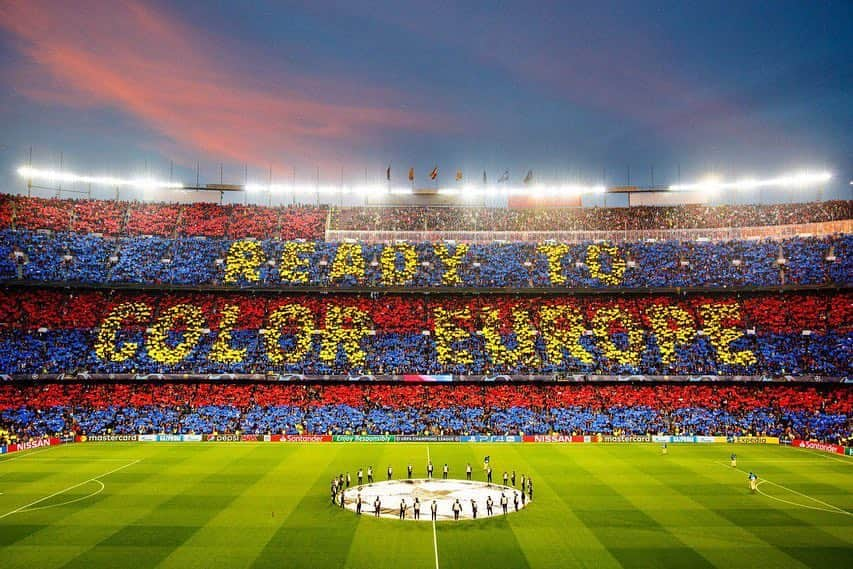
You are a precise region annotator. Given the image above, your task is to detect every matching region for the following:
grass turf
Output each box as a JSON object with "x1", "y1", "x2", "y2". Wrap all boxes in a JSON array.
[{"x1": 0, "y1": 442, "x2": 850, "y2": 568}]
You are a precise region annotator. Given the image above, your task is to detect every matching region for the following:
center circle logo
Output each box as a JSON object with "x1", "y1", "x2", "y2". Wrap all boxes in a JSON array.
[{"x1": 342, "y1": 479, "x2": 529, "y2": 521}]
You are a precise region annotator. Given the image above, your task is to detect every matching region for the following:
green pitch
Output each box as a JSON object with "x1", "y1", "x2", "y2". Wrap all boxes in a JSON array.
[{"x1": 0, "y1": 442, "x2": 850, "y2": 569}]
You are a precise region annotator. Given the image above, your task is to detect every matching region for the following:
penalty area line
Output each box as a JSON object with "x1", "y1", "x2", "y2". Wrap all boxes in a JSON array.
[
  {"x1": 717, "y1": 462, "x2": 852, "y2": 516},
  {"x1": 755, "y1": 481, "x2": 852, "y2": 517},
  {"x1": 0, "y1": 459, "x2": 141, "y2": 520},
  {"x1": 427, "y1": 445, "x2": 440, "y2": 569}
]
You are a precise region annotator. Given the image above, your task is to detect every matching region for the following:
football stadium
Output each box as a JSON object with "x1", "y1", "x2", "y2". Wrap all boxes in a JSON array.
[{"x1": 0, "y1": 2, "x2": 851, "y2": 568}]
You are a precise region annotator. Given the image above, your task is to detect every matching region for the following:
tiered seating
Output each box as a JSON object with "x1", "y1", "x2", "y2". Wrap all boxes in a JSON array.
[
  {"x1": 125, "y1": 202, "x2": 183, "y2": 236},
  {"x1": 228, "y1": 205, "x2": 279, "y2": 239},
  {"x1": 0, "y1": 230, "x2": 849, "y2": 288},
  {"x1": 0, "y1": 383, "x2": 849, "y2": 442},
  {"x1": 13, "y1": 197, "x2": 72, "y2": 231},
  {"x1": 71, "y1": 200, "x2": 126, "y2": 235},
  {"x1": 0, "y1": 196, "x2": 329, "y2": 240},
  {"x1": 180, "y1": 203, "x2": 229, "y2": 237},
  {"x1": 280, "y1": 206, "x2": 326, "y2": 240},
  {"x1": 0, "y1": 194, "x2": 848, "y2": 447},
  {"x1": 331, "y1": 201, "x2": 852, "y2": 231},
  {"x1": 1, "y1": 195, "x2": 850, "y2": 237},
  {"x1": 0, "y1": 289, "x2": 849, "y2": 376}
]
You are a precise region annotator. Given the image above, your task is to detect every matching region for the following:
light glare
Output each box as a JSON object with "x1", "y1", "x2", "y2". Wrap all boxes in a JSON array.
[
  {"x1": 671, "y1": 171, "x2": 831, "y2": 192},
  {"x1": 18, "y1": 165, "x2": 183, "y2": 190}
]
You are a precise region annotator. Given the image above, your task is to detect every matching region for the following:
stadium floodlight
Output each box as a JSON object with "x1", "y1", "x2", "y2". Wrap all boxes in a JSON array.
[
  {"x1": 353, "y1": 185, "x2": 382, "y2": 195},
  {"x1": 670, "y1": 171, "x2": 831, "y2": 192},
  {"x1": 17, "y1": 165, "x2": 183, "y2": 190},
  {"x1": 492, "y1": 183, "x2": 604, "y2": 196}
]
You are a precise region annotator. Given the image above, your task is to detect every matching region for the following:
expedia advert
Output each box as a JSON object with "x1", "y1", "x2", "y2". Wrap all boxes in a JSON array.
[{"x1": 726, "y1": 436, "x2": 780, "y2": 445}]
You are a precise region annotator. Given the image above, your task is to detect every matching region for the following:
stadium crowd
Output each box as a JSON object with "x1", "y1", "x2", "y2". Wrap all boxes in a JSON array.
[
  {"x1": 330, "y1": 201, "x2": 852, "y2": 232},
  {"x1": 0, "y1": 383, "x2": 849, "y2": 444},
  {"x1": 0, "y1": 289, "x2": 849, "y2": 377},
  {"x1": 0, "y1": 195, "x2": 327, "y2": 239},
  {"x1": 1, "y1": 230, "x2": 850, "y2": 288},
  {"x1": 1, "y1": 195, "x2": 850, "y2": 238},
  {"x1": 0, "y1": 194, "x2": 849, "y2": 451}
]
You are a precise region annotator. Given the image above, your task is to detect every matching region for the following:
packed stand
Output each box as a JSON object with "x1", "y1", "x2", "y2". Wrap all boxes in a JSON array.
[
  {"x1": 330, "y1": 201, "x2": 853, "y2": 232},
  {"x1": 0, "y1": 289, "x2": 849, "y2": 377},
  {"x1": 0, "y1": 195, "x2": 327, "y2": 239},
  {"x1": 0, "y1": 383, "x2": 849, "y2": 444},
  {"x1": 0, "y1": 230, "x2": 849, "y2": 288},
  {"x1": 2, "y1": 196, "x2": 850, "y2": 239}
]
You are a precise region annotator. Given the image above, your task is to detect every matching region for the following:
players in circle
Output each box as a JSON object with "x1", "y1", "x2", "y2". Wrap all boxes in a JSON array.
[{"x1": 333, "y1": 457, "x2": 530, "y2": 521}]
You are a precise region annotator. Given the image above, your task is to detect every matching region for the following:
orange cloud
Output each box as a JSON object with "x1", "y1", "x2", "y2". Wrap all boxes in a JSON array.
[{"x1": 0, "y1": 0, "x2": 452, "y2": 169}]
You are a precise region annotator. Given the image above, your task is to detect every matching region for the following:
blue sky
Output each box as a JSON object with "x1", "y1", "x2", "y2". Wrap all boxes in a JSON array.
[{"x1": 0, "y1": 0, "x2": 851, "y2": 200}]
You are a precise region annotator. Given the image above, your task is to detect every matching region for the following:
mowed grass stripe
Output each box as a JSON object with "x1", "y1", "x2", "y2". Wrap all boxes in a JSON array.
[
  {"x1": 741, "y1": 457, "x2": 853, "y2": 544},
  {"x1": 2, "y1": 442, "x2": 851, "y2": 568},
  {"x1": 143, "y1": 444, "x2": 324, "y2": 569},
  {"x1": 58, "y1": 445, "x2": 263, "y2": 569},
  {"x1": 428, "y1": 444, "x2": 530, "y2": 569},
  {"x1": 344, "y1": 444, "x2": 436, "y2": 569},
  {"x1": 741, "y1": 455, "x2": 853, "y2": 514},
  {"x1": 249, "y1": 444, "x2": 362, "y2": 569},
  {"x1": 0, "y1": 450, "x2": 133, "y2": 511},
  {"x1": 0, "y1": 445, "x2": 207, "y2": 569},
  {"x1": 502, "y1": 445, "x2": 623, "y2": 569},
  {"x1": 552, "y1": 446, "x2": 717, "y2": 569},
  {"x1": 593, "y1": 445, "x2": 812, "y2": 569},
  {"x1": 655, "y1": 447, "x2": 852, "y2": 568}
]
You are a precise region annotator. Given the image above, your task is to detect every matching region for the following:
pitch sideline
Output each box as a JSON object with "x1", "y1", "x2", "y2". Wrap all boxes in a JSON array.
[{"x1": 0, "y1": 445, "x2": 58, "y2": 464}]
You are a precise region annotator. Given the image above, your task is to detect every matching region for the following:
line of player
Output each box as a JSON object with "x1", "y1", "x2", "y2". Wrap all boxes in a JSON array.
[
  {"x1": 333, "y1": 460, "x2": 533, "y2": 487},
  {"x1": 328, "y1": 458, "x2": 535, "y2": 520},
  {"x1": 359, "y1": 490, "x2": 526, "y2": 521}
]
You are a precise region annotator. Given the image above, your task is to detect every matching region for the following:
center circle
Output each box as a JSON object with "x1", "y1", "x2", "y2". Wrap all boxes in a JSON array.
[{"x1": 342, "y1": 478, "x2": 529, "y2": 521}]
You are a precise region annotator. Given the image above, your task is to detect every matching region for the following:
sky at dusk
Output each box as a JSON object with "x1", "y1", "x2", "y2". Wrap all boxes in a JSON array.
[{"x1": 0, "y1": 0, "x2": 851, "y2": 200}]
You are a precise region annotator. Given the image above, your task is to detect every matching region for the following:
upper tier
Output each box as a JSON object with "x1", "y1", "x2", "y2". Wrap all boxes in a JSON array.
[
  {"x1": 1, "y1": 195, "x2": 850, "y2": 239},
  {"x1": 1, "y1": 231, "x2": 850, "y2": 289}
]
